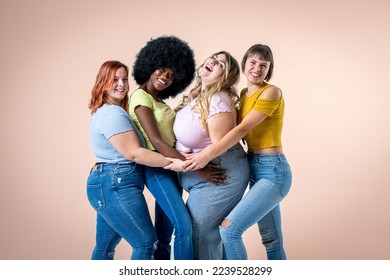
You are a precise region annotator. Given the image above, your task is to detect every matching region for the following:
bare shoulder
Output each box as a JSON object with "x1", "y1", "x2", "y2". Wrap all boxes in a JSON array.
[{"x1": 261, "y1": 85, "x2": 282, "y2": 100}]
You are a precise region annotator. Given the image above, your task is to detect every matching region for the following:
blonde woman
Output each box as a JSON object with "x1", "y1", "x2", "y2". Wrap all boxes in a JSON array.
[
  {"x1": 181, "y1": 44, "x2": 292, "y2": 260},
  {"x1": 171, "y1": 51, "x2": 250, "y2": 259}
]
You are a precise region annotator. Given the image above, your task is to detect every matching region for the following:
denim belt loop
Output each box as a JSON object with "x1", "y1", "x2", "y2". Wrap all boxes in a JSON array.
[
  {"x1": 93, "y1": 162, "x2": 106, "y2": 172},
  {"x1": 278, "y1": 154, "x2": 286, "y2": 161}
]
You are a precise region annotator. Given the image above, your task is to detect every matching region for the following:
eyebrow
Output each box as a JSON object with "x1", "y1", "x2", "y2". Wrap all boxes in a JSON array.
[{"x1": 214, "y1": 55, "x2": 226, "y2": 67}]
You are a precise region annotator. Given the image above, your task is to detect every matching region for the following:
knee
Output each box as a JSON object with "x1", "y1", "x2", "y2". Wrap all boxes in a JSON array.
[
  {"x1": 219, "y1": 218, "x2": 232, "y2": 241},
  {"x1": 220, "y1": 218, "x2": 232, "y2": 228}
]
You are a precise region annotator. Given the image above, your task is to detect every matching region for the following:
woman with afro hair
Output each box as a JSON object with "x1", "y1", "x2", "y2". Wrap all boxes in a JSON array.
[{"x1": 129, "y1": 36, "x2": 226, "y2": 260}]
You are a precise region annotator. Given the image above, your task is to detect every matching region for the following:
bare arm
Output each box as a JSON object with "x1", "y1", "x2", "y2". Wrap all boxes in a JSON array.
[
  {"x1": 184, "y1": 86, "x2": 281, "y2": 170},
  {"x1": 135, "y1": 105, "x2": 186, "y2": 159},
  {"x1": 135, "y1": 105, "x2": 225, "y2": 182},
  {"x1": 184, "y1": 110, "x2": 268, "y2": 170},
  {"x1": 165, "y1": 111, "x2": 235, "y2": 173},
  {"x1": 207, "y1": 111, "x2": 235, "y2": 145},
  {"x1": 109, "y1": 130, "x2": 170, "y2": 167}
]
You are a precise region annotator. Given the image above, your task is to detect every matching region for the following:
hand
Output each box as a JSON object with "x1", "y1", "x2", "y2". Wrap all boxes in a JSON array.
[
  {"x1": 194, "y1": 162, "x2": 227, "y2": 184},
  {"x1": 178, "y1": 149, "x2": 193, "y2": 159},
  {"x1": 184, "y1": 152, "x2": 211, "y2": 171},
  {"x1": 163, "y1": 157, "x2": 190, "y2": 172}
]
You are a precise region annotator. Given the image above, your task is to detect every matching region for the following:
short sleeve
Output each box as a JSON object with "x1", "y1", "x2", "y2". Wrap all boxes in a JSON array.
[
  {"x1": 253, "y1": 98, "x2": 281, "y2": 116},
  {"x1": 208, "y1": 92, "x2": 233, "y2": 117},
  {"x1": 100, "y1": 106, "x2": 133, "y2": 139},
  {"x1": 129, "y1": 89, "x2": 154, "y2": 110}
]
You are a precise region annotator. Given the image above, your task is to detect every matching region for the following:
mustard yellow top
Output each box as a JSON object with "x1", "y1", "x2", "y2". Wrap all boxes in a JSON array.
[{"x1": 238, "y1": 83, "x2": 284, "y2": 149}]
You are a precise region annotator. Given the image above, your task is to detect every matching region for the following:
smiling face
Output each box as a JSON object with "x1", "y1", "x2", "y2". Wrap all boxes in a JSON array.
[
  {"x1": 244, "y1": 54, "x2": 271, "y2": 86},
  {"x1": 199, "y1": 53, "x2": 227, "y2": 87},
  {"x1": 106, "y1": 67, "x2": 129, "y2": 105},
  {"x1": 146, "y1": 67, "x2": 174, "y2": 94}
]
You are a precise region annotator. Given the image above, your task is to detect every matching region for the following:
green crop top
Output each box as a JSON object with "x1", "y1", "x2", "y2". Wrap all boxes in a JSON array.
[
  {"x1": 129, "y1": 88, "x2": 176, "y2": 150},
  {"x1": 238, "y1": 83, "x2": 284, "y2": 149}
]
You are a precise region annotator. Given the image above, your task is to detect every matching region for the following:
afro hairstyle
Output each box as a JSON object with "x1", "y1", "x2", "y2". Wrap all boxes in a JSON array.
[{"x1": 132, "y1": 35, "x2": 195, "y2": 100}]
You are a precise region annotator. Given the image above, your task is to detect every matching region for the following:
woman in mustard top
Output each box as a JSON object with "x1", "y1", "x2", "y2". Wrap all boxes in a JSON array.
[{"x1": 178, "y1": 44, "x2": 292, "y2": 259}]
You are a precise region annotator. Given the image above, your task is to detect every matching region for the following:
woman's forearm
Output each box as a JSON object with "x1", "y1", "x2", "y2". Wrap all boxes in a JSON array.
[
  {"x1": 206, "y1": 123, "x2": 249, "y2": 159},
  {"x1": 183, "y1": 123, "x2": 249, "y2": 171},
  {"x1": 130, "y1": 147, "x2": 170, "y2": 167}
]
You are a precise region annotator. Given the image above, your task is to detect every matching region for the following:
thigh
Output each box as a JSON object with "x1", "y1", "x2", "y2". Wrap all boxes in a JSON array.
[
  {"x1": 186, "y1": 149, "x2": 249, "y2": 226},
  {"x1": 145, "y1": 167, "x2": 190, "y2": 222},
  {"x1": 95, "y1": 213, "x2": 122, "y2": 249},
  {"x1": 186, "y1": 177, "x2": 246, "y2": 228},
  {"x1": 110, "y1": 190, "x2": 156, "y2": 245},
  {"x1": 226, "y1": 176, "x2": 283, "y2": 232},
  {"x1": 257, "y1": 204, "x2": 282, "y2": 235},
  {"x1": 94, "y1": 165, "x2": 156, "y2": 245}
]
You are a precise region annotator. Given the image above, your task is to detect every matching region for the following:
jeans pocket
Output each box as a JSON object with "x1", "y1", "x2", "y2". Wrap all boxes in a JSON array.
[
  {"x1": 87, "y1": 184, "x2": 106, "y2": 211},
  {"x1": 235, "y1": 153, "x2": 249, "y2": 172},
  {"x1": 280, "y1": 168, "x2": 292, "y2": 198},
  {"x1": 116, "y1": 163, "x2": 137, "y2": 176}
]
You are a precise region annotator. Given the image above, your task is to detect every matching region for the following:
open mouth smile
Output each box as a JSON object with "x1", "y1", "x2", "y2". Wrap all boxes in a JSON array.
[{"x1": 157, "y1": 78, "x2": 167, "y2": 85}]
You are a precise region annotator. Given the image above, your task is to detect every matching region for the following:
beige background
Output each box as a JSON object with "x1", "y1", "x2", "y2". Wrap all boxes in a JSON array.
[{"x1": 0, "y1": 0, "x2": 389, "y2": 260}]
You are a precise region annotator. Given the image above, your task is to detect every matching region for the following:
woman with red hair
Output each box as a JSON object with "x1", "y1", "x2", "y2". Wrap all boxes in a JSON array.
[{"x1": 87, "y1": 60, "x2": 183, "y2": 260}]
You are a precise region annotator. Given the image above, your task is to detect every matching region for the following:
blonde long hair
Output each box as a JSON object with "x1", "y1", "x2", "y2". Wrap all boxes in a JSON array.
[{"x1": 175, "y1": 51, "x2": 240, "y2": 130}]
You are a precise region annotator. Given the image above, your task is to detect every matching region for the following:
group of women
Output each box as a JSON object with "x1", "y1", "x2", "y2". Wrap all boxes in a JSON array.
[{"x1": 86, "y1": 35, "x2": 292, "y2": 260}]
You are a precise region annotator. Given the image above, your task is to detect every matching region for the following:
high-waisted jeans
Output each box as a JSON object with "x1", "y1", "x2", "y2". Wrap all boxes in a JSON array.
[
  {"x1": 219, "y1": 153, "x2": 292, "y2": 260},
  {"x1": 144, "y1": 166, "x2": 193, "y2": 260},
  {"x1": 179, "y1": 143, "x2": 250, "y2": 260},
  {"x1": 86, "y1": 162, "x2": 157, "y2": 260}
]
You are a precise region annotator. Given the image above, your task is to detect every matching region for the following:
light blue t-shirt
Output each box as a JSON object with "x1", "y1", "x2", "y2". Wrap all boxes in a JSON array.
[{"x1": 89, "y1": 104, "x2": 146, "y2": 163}]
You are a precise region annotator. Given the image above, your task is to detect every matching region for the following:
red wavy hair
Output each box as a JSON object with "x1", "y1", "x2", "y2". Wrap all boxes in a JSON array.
[{"x1": 88, "y1": 61, "x2": 129, "y2": 113}]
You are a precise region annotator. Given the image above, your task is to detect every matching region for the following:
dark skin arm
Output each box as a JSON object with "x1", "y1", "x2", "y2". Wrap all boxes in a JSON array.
[{"x1": 135, "y1": 105, "x2": 226, "y2": 184}]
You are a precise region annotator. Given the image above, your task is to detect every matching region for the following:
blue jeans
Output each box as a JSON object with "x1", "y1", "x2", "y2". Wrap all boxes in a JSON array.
[
  {"x1": 86, "y1": 162, "x2": 157, "y2": 260},
  {"x1": 219, "y1": 153, "x2": 292, "y2": 260},
  {"x1": 153, "y1": 201, "x2": 174, "y2": 260},
  {"x1": 144, "y1": 166, "x2": 193, "y2": 260},
  {"x1": 179, "y1": 143, "x2": 250, "y2": 259}
]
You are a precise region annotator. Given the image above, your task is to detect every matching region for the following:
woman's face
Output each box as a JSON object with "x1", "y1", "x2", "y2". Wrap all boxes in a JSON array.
[
  {"x1": 106, "y1": 67, "x2": 129, "y2": 105},
  {"x1": 148, "y1": 67, "x2": 174, "y2": 92},
  {"x1": 244, "y1": 54, "x2": 270, "y2": 85},
  {"x1": 199, "y1": 53, "x2": 227, "y2": 86}
]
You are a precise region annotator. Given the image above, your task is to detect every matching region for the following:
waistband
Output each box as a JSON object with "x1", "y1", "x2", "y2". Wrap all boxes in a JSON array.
[
  {"x1": 216, "y1": 142, "x2": 245, "y2": 157},
  {"x1": 91, "y1": 161, "x2": 137, "y2": 172},
  {"x1": 247, "y1": 153, "x2": 287, "y2": 160},
  {"x1": 224, "y1": 142, "x2": 244, "y2": 153},
  {"x1": 94, "y1": 161, "x2": 134, "y2": 165}
]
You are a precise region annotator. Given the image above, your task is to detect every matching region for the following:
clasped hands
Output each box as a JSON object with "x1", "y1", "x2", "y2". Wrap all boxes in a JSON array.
[{"x1": 164, "y1": 150, "x2": 210, "y2": 172}]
